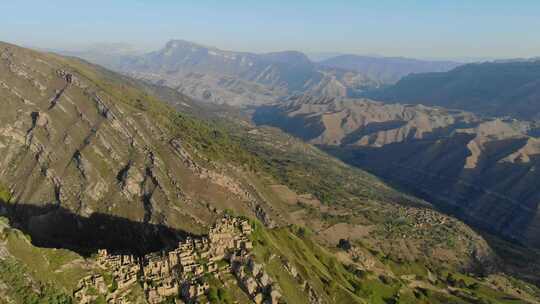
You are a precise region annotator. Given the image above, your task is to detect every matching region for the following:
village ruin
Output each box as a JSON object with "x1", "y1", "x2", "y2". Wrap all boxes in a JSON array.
[{"x1": 74, "y1": 215, "x2": 282, "y2": 304}]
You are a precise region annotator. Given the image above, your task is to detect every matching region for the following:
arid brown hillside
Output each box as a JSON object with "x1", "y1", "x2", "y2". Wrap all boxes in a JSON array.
[{"x1": 253, "y1": 95, "x2": 540, "y2": 249}]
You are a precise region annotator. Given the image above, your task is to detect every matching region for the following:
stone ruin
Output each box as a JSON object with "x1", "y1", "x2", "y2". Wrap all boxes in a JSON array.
[
  {"x1": 74, "y1": 215, "x2": 280, "y2": 304},
  {"x1": 231, "y1": 253, "x2": 282, "y2": 304},
  {"x1": 74, "y1": 274, "x2": 107, "y2": 304}
]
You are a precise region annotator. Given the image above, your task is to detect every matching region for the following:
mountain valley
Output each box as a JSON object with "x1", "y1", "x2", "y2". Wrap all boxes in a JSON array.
[
  {"x1": 253, "y1": 95, "x2": 540, "y2": 250},
  {"x1": 1, "y1": 41, "x2": 540, "y2": 303}
]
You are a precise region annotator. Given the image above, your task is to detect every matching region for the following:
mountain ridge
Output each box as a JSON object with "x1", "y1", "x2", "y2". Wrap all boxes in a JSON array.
[
  {"x1": 0, "y1": 40, "x2": 283, "y2": 247},
  {"x1": 320, "y1": 54, "x2": 462, "y2": 83},
  {"x1": 115, "y1": 39, "x2": 380, "y2": 105},
  {"x1": 53, "y1": 39, "x2": 382, "y2": 106},
  {"x1": 367, "y1": 60, "x2": 540, "y2": 120}
]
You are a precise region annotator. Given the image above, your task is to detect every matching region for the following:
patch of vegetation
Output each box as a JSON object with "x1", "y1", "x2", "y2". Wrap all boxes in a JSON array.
[
  {"x1": 58, "y1": 57, "x2": 261, "y2": 169},
  {"x1": 170, "y1": 113, "x2": 260, "y2": 168},
  {"x1": 0, "y1": 182, "x2": 10, "y2": 203},
  {"x1": 3, "y1": 223, "x2": 87, "y2": 291},
  {"x1": 251, "y1": 221, "x2": 373, "y2": 304},
  {"x1": 205, "y1": 275, "x2": 234, "y2": 304},
  {"x1": 238, "y1": 126, "x2": 415, "y2": 206},
  {"x1": 250, "y1": 220, "x2": 540, "y2": 304},
  {"x1": 0, "y1": 258, "x2": 73, "y2": 304}
]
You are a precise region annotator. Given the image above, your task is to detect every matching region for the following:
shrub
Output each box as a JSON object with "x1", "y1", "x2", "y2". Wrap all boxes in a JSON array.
[{"x1": 0, "y1": 183, "x2": 10, "y2": 203}]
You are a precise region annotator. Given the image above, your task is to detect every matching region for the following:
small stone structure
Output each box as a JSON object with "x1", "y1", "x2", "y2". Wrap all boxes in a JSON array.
[
  {"x1": 74, "y1": 274, "x2": 107, "y2": 304},
  {"x1": 231, "y1": 252, "x2": 282, "y2": 304}
]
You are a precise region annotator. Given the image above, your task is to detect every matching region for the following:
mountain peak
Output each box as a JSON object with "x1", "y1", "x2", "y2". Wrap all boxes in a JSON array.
[{"x1": 163, "y1": 39, "x2": 210, "y2": 51}]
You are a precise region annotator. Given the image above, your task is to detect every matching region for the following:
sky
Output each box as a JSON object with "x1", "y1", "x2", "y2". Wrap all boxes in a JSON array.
[{"x1": 1, "y1": 0, "x2": 540, "y2": 59}]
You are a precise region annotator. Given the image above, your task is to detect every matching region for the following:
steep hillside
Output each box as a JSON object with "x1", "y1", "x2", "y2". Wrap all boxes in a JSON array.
[
  {"x1": 60, "y1": 40, "x2": 380, "y2": 106},
  {"x1": 2, "y1": 42, "x2": 539, "y2": 303},
  {"x1": 253, "y1": 95, "x2": 540, "y2": 253},
  {"x1": 0, "y1": 41, "x2": 287, "y2": 254},
  {"x1": 320, "y1": 55, "x2": 461, "y2": 84},
  {"x1": 3, "y1": 213, "x2": 539, "y2": 304},
  {"x1": 367, "y1": 60, "x2": 540, "y2": 119}
]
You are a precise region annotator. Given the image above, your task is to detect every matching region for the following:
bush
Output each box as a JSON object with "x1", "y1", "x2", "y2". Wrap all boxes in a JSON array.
[
  {"x1": 207, "y1": 287, "x2": 219, "y2": 303},
  {"x1": 0, "y1": 183, "x2": 10, "y2": 203},
  {"x1": 108, "y1": 278, "x2": 118, "y2": 293},
  {"x1": 218, "y1": 288, "x2": 233, "y2": 304}
]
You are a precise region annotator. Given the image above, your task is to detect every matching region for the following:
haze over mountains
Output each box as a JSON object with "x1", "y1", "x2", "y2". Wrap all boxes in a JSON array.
[
  {"x1": 368, "y1": 60, "x2": 540, "y2": 119},
  {"x1": 56, "y1": 39, "x2": 470, "y2": 107},
  {"x1": 59, "y1": 40, "x2": 378, "y2": 106},
  {"x1": 320, "y1": 55, "x2": 461, "y2": 84}
]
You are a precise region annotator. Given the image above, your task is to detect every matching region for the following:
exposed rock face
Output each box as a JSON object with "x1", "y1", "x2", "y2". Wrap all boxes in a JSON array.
[
  {"x1": 0, "y1": 42, "x2": 276, "y2": 251},
  {"x1": 253, "y1": 95, "x2": 540, "y2": 249},
  {"x1": 60, "y1": 40, "x2": 380, "y2": 106}
]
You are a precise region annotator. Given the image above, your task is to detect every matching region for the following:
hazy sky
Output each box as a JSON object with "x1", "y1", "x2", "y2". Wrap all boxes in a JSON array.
[{"x1": 1, "y1": 0, "x2": 540, "y2": 59}]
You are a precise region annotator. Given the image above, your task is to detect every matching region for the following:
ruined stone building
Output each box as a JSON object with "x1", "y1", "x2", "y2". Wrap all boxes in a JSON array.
[{"x1": 78, "y1": 216, "x2": 268, "y2": 304}]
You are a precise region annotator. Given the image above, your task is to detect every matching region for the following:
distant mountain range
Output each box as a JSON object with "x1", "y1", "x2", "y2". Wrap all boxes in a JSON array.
[
  {"x1": 320, "y1": 55, "x2": 462, "y2": 84},
  {"x1": 57, "y1": 40, "x2": 381, "y2": 106},
  {"x1": 53, "y1": 40, "x2": 472, "y2": 106},
  {"x1": 367, "y1": 60, "x2": 540, "y2": 120}
]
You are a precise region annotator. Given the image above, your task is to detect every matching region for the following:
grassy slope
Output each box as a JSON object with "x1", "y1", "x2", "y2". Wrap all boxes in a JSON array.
[
  {"x1": 0, "y1": 209, "x2": 538, "y2": 303},
  {"x1": 249, "y1": 221, "x2": 539, "y2": 304},
  {"x1": 53, "y1": 55, "x2": 260, "y2": 170},
  {"x1": 0, "y1": 217, "x2": 88, "y2": 303}
]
